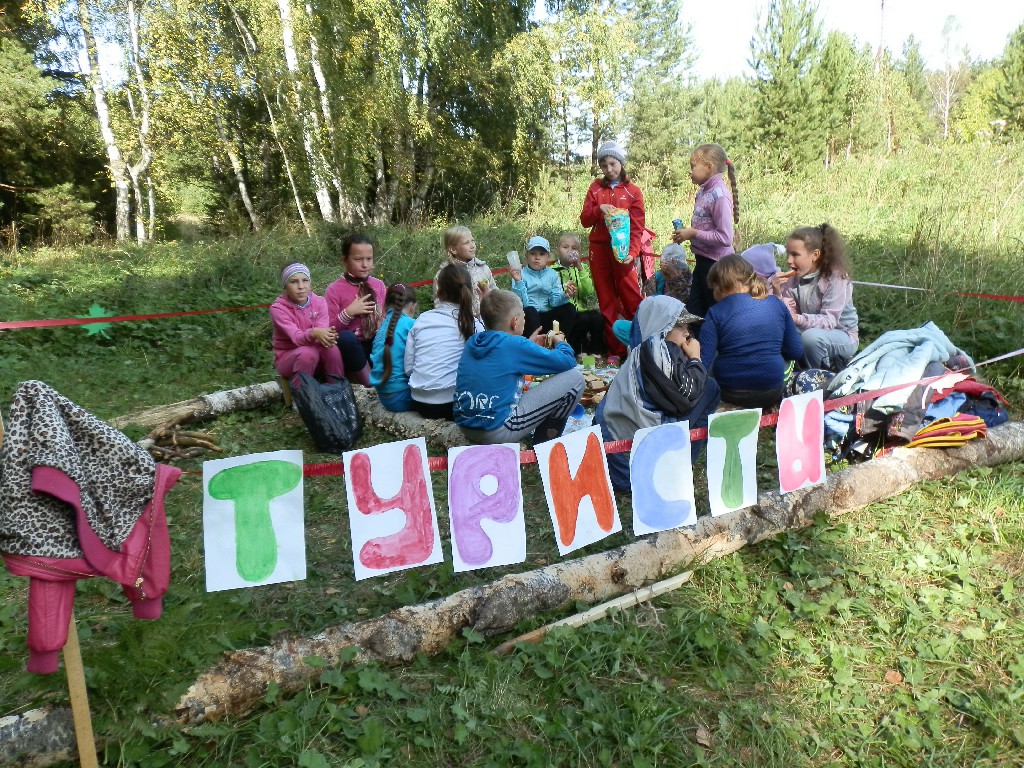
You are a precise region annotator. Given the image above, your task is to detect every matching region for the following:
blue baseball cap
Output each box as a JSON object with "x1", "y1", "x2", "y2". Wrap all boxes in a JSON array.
[{"x1": 526, "y1": 236, "x2": 550, "y2": 253}]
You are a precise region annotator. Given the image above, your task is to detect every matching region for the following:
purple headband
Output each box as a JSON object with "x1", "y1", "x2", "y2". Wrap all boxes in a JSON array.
[{"x1": 280, "y1": 262, "x2": 310, "y2": 287}]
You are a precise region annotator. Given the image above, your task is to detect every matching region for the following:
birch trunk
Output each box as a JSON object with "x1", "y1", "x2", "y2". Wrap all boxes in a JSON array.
[
  {"x1": 125, "y1": 0, "x2": 153, "y2": 243},
  {"x1": 76, "y1": 0, "x2": 130, "y2": 241},
  {"x1": 276, "y1": 0, "x2": 335, "y2": 222},
  {"x1": 108, "y1": 381, "x2": 283, "y2": 430},
  {"x1": 227, "y1": 1, "x2": 310, "y2": 234},
  {"x1": 173, "y1": 423, "x2": 1024, "y2": 724},
  {"x1": 215, "y1": 114, "x2": 261, "y2": 230}
]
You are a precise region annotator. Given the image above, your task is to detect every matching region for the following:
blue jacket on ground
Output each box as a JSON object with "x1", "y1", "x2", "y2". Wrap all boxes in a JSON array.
[
  {"x1": 454, "y1": 331, "x2": 578, "y2": 430},
  {"x1": 699, "y1": 293, "x2": 803, "y2": 391},
  {"x1": 512, "y1": 266, "x2": 569, "y2": 312}
]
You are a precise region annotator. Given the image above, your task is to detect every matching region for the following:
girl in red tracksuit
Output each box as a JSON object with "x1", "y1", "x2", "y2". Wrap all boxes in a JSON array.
[{"x1": 580, "y1": 140, "x2": 644, "y2": 357}]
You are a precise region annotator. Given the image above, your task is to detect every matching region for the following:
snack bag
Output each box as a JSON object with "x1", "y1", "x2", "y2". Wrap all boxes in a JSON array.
[{"x1": 603, "y1": 207, "x2": 631, "y2": 263}]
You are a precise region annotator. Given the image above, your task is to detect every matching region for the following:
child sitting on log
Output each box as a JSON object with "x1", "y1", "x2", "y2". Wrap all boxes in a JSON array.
[
  {"x1": 508, "y1": 236, "x2": 577, "y2": 340},
  {"x1": 369, "y1": 283, "x2": 418, "y2": 412},
  {"x1": 595, "y1": 296, "x2": 721, "y2": 492},
  {"x1": 270, "y1": 263, "x2": 344, "y2": 381},
  {"x1": 698, "y1": 254, "x2": 803, "y2": 409},
  {"x1": 405, "y1": 264, "x2": 482, "y2": 420},
  {"x1": 553, "y1": 232, "x2": 605, "y2": 354},
  {"x1": 454, "y1": 290, "x2": 584, "y2": 445}
]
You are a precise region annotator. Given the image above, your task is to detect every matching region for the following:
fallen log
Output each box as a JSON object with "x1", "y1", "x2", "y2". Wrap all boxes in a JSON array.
[
  {"x1": 0, "y1": 708, "x2": 75, "y2": 768},
  {"x1": 109, "y1": 381, "x2": 283, "y2": 431},
  {"x1": 352, "y1": 386, "x2": 468, "y2": 449},
  {"x1": 173, "y1": 422, "x2": 1024, "y2": 725},
  {"x1": 112, "y1": 380, "x2": 468, "y2": 450}
]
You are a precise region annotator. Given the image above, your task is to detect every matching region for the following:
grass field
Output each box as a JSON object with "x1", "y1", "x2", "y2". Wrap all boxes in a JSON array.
[{"x1": 1, "y1": 146, "x2": 1022, "y2": 766}]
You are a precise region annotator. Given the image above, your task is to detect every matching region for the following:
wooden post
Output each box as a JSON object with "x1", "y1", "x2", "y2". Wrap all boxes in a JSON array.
[{"x1": 63, "y1": 612, "x2": 99, "y2": 768}]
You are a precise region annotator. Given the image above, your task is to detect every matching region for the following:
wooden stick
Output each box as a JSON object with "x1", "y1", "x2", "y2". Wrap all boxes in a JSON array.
[
  {"x1": 63, "y1": 612, "x2": 99, "y2": 768},
  {"x1": 492, "y1": 570, "x2": 693, "y2": 655}
]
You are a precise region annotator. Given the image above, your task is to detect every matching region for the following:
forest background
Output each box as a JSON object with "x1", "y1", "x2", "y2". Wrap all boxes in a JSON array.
[
  {"x1": 1, "y1": 0, "x2": 1023, "y2": 242},
  {"x1": 2, "y1": 0, "x2": 1024, "y2": 766}
]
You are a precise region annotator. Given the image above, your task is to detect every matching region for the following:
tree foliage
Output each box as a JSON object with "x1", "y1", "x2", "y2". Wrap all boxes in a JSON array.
[
  {"x1": 2, "y1": 0, "x2": 1024, "y2": 242},
  {"x1": 749, "y1": 0, "x2": 824, "y2": 173},
  {"x1": 992, "y1": 22, "x2": 1024, "y2": 137}
]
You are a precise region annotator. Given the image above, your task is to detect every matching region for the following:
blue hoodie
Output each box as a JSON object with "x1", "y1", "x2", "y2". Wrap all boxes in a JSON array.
[{"x1": 454, "y1": 331, "x2": 578, "y2": 429}]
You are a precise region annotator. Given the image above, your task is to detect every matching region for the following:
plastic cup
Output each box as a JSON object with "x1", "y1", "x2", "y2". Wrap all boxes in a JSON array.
[
  {"x1": 505, "y1": 251, "x2": 521, "y2": 269},
  {"x1": 582, "y1": 354, "x2": 596, "y2": 370}
]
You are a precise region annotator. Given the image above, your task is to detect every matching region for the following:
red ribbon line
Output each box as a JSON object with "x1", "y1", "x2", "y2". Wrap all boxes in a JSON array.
[
  {"x1": 3, "y1": 257, "x2": 1022, "y2": 332},
  {"x1": 0, "y1": 304, "x2": 273, "y2": 331},
  {"x1": 956, "y1": 291, "x2": 1024, "y2": 303}
]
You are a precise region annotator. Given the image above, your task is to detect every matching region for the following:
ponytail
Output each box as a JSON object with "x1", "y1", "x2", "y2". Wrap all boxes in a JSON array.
[
  {"x1": 379, "y1": 283, "x2": 417, "y2": 387},
  {"x1": 456, "y1": 283, "x2": 475, "y2": 340},
  {"x1": 436, "y1": 262, "x2": 476, "y2": 339},
  {"x1": 725, "y1": 161, "x2": 740, "y2": 225},
  {"x1": 694, "y1": 143, "x2": 739, "y2": 225}
]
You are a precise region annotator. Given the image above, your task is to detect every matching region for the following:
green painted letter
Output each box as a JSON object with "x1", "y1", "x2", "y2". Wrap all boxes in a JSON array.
[{"x1": 208, "y1": 461, "x2": 302, "y2": 582}]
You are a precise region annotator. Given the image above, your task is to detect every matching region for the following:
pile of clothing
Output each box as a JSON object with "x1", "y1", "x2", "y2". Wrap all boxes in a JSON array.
[{"x1": 823, "y1": 322, "x2": 1008, "y2": 460}]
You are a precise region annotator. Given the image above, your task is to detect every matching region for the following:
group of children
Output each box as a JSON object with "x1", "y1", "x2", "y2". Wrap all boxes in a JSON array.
[{"x1": 270, "y1": 140, "x2": 861, "y2": 487}]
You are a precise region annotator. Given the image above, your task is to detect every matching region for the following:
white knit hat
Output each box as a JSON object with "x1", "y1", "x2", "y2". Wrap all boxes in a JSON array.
[{"x1": 596, "y1": 141, "x2": 626, "y2": 165}]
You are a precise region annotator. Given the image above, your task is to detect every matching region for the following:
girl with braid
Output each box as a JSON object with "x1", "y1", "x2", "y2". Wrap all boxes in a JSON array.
[
  {"x1": 404, "y1": 264, "x2": 483, "y2": 420},
  {"x1": 369, "y1": 284, "x2": 418, "y2": 412},
  {"x1": 672, "y1": 143, "x2": 739, "y2": 318},
  {"x1": 325, "y1": 233, "x2": 386, "y2": 386}
]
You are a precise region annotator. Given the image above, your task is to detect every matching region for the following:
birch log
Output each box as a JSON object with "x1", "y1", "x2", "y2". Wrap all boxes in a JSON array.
[
  {"x1": 0, "y1": 708, "x2": 75, "y2": 768},
  {"x1": 111, "y1": 381, "x2": 468, "y2": 449},
  {"x1": 109, "y1": 381, "x2": 283, "y2": 430},
  {"x1": 5, "y1": 424, "x2": 1024, "y2": 765},
  {"x1": 174, "y1": 422, "x2": 1024, "y2": 725},
  {"x1": 352, "y1": 387, "x2": 468, "y2": 449}
]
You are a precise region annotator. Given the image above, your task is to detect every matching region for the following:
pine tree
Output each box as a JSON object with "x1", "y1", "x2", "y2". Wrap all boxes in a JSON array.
[
  {"x1": 992, "y1": 22, "x2": 1024, "y2": 137},
  {"x1": 749, "y1": 0, "x2": 824, "y2": 173}
]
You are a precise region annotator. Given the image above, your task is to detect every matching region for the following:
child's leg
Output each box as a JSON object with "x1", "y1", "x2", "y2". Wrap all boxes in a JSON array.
[
  {"x1": 801, "y1": 329, "x2": 857, "y2": 372},
  {"x1": 317, "y1": 345, "x2": 344, "y2": 380},
  {"x1": 686, "y1": 256, "x2": 716, "y2": 318},
  {"x1": 503, "y1": 368, "x2": 585, "y2": 444},
  {"x1": 612, "y1": 261, "x2": 642, "y2": 321},
  {"x1": 523, "y1": 307, "x2": 543, "y2": 337},
  {"x1": 537, "y1": 304, "x2": 577, "y2": 336},
  {"x1": 569, "y1": 310, "x2": 607, "y2": 354},
  {"x1": 337, "y1": 330, "x2": 371, "y2": 385},
  {"x1": 276, "y1": 346, "x2": 321, "y2": 378},
  {"x1": 590, "y1": 242, "x2": 628, "y2": 356}
]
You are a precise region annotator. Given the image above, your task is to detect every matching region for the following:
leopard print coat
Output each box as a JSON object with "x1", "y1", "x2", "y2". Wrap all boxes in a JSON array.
[{"x1": 0, "y1": 380, "x2": 157, "y2": 558}]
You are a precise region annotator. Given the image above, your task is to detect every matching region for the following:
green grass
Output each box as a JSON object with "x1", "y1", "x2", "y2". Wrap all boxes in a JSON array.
[{"x1": 1, "y1": 147, "x2": 1023, "y2": 766}]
